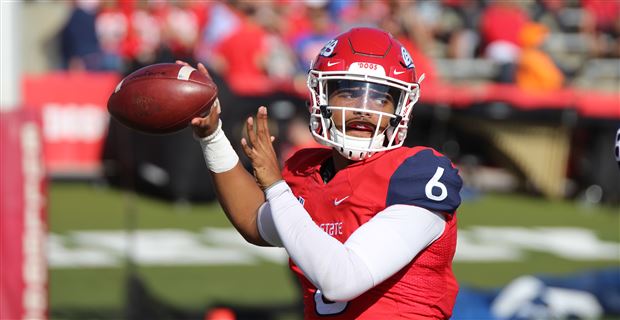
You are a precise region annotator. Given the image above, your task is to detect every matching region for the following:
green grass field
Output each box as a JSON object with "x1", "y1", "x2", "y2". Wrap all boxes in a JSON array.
[{"x1": 49, "y1": 182, "x2": 619, "y2": 319}]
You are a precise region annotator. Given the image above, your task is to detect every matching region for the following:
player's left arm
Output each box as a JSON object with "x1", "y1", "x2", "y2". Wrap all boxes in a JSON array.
[{"x1": 261, "y1": 187, "x2": 448, "y2": 302}]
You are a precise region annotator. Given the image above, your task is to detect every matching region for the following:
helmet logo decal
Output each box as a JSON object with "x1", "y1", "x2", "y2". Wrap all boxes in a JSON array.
[
  {"x1": 320, "y1": 39, "x2": 338, "y2": 57},
  {"x1": 401, "y1": 46, "x2": 414, "y2": 69}
]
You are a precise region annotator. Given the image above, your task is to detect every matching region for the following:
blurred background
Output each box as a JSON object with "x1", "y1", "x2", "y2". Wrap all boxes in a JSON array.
[{"x1": 1, "y1": 0, "x2": 619, "y2": 319}]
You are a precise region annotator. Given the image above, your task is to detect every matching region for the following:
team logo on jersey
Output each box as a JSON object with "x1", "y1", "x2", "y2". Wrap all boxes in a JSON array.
[
  {"x1": 297, "y1": 196, "x2": 305, "y2": 206},
  {"x1": 320, "y1": 39, "x2": 338, "y2": 57},
  {"x1": 401, "y1": 46, "x2": 414, "y2": 69}
]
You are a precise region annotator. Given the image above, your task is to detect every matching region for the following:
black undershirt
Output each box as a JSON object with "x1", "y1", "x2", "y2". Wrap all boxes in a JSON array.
[{"x1": 320, "y1": 158, "x2": 336, "y2": 184}]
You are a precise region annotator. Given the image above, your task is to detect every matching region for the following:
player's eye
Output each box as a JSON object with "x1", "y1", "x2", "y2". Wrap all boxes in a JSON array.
[
  {"x1": 368, "y1": 92, "x2": 392, "y2": 105},
  {"x1": 333, "y1": 89, "x2": 362, "y2": 100},
  {"x1": 378, "y1": 98, "x2": 389, "y2": 106},
  {"x1": 374, "y1": 96, "x2": 389, "y2": 105}
]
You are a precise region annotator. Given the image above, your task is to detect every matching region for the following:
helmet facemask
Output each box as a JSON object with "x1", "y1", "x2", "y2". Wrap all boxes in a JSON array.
[{"x1": 308, "y1": 70, "x2": 421, "y2": 161}]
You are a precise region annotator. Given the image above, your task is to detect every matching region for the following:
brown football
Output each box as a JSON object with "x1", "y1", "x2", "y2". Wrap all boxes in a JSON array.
[{"x1": 107, "y1": 63, "x2": 218, "y2": 134}]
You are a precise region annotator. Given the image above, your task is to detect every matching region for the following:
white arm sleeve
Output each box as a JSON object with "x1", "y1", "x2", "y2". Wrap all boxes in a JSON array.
[
  {"x1": 256, "y1": 201, "x2": 283, "y2": 247},
  {"x1": 265, "y1": 181, "x2": 446, "y2": 302}
]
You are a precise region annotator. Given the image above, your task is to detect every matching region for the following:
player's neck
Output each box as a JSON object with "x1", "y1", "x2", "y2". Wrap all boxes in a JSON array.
[
  {"x1": 332, "y1": 151, "x2": 355, "y2": 172},
  {"x1": 319, "y1": 152, "x2": 349, "y2": 184},
  {"x1": 320, "y1": 152, "x2": 355, "y2": 184}
]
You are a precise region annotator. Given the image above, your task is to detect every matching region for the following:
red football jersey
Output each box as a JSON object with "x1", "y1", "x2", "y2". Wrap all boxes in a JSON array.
[{"x1": 282, "y1": 147, "x2": 462, "y2": 319}]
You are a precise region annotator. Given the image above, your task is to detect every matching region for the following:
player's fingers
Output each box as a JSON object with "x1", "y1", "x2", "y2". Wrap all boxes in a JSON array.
[
  {"x1": 213, "y1": 98, "x2": 221, "y2": 115},
  {"x1": 202, "y1": 104, "x2": 219, "y2": 126},
  {"x1": 197, "y1": 63, "x2": 209, "y2": 76},
  {"x1": 246, "y1": 116, "x2": 258, "y2": 147},
  {"x1": 271, "y1": 136, "x2": 275, "y2": 142},
  {"x1": 190, "y1": 117, "x2": 202, "y2": 126},
  {"x1": 256, "y1": 106, "x2": 270, "y2": 141},
  {"x1": 175, "y1": 60, "x2": 189, "y2": 66},
  {"x1": 207, "y1": 113, "x2": 219, "y2": 128},
  {"x1": 240, "y1": 138, "x2": 253, "y2": 158},
  {"x1": 202, "y1": 99, "x2": 220, "y2": 119},
  {"x1": 191, "y1": 116, "x2": 208, "y2": 126}
]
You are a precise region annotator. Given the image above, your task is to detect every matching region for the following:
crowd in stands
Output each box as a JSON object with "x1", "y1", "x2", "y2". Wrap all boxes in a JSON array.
[{"x1": 59, "y1": 0, "x2": 619, "y2": 97}]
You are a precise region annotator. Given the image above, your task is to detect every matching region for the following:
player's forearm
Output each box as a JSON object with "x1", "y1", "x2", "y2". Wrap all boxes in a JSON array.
[
  {"x1": 210, "y1": 163, "x2": 269, "y2": 246},
  {"x1": 197, "y1": 120, "x2": 268, "y2": 246}
]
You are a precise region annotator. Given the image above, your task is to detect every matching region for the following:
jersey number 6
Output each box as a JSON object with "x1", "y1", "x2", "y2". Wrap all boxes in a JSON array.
[{"x1": 425, "y1": 167, "x2": 448, "y2": 201}]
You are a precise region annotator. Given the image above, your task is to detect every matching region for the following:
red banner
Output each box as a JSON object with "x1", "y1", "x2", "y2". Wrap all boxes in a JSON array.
[
  {"x1": 0, "y1": 109, "x2": 48, "y2": 320},
  {"x1": 22, "y1": 72, "x2": 120, "y2": 176}
]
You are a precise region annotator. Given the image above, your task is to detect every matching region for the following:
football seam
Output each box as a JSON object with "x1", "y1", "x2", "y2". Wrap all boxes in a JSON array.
[{"x1": 117, "y1": 76, "x2": 217, "y2": 90}]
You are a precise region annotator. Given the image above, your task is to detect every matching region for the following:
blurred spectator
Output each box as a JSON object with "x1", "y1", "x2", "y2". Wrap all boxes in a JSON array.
[
  {"x1": 380, "y1": 0, "x2": 439, "y2": 84},
  {"x1": 278, "y1": 1, "x2": 312, "y2": 44},
  {"x1": 291, "y1": 1, "x2": 338, "y2": 73},
  {"x1": 253, "y1": 2, "x2": 298, "y2": 84},
  {"x1": 337, "y1": 0, "x2": 389, "y2": 29},
  {"x1": 160, "y1": 2, "x2": 207, "y2": 62},
  {"x1": 56, "y1": 0, "x2": 619, "y2": 91},
  {"x1": 95, "y1": 1, "x2": 128, "y2": 72},
  {"x1": 441, "y1": 0, "x2": 482, "y2": 59},
  {"x1": 400, "y1": 0, "x2": 443, "y2": 57},
  {"x1": 207, "y1": 1, "x2": 273, "y2": 96},
  {"x1": 479, "y1": 1, "x2": 530, "y2": 83},
  {"x1": 531, "y1": 0, "x2": 564, "y2": 32},
  {"x1": 516, "y1": 23, "x2": 565, "y2": 91},
  {"x1": 123, "y1": 0, "x2": 206, "y2": 74},
  {"x1": 581, "y1": 0, "x2": 620, "y2": 58},
  {"x1": 280, "y1": 115, "x2": 323, "y2": 162},
  {"x1": 59, "y1": 0, "x2": 105, "y2": 71},
  {"x1": 582, "y1": 0, "x2": 620, "y2": 36},
  {"x1": 120, "y1": 0, "x2": 171, "y2": 72},
  {"x1": 195, "y1": 1, "x2": 240, "y2": 64}
]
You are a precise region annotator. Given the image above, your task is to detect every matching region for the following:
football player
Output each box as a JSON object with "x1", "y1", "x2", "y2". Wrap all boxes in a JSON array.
[{"x1": 190, "y1": 27, "x2": 463, "y2": 319}]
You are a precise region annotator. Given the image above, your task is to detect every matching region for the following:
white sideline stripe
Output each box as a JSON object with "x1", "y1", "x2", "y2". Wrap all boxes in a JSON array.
[
  {"x1": 48, "y1": 227, "x2": 620, "y2": 268},
  {"x1": 177, "y1": 66, "x2": 195, "y2": 80}
]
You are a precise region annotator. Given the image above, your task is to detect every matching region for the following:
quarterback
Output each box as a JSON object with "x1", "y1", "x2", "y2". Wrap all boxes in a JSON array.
[{"x1": 191, "y1": 28, "x2": 463, "y2": 319}]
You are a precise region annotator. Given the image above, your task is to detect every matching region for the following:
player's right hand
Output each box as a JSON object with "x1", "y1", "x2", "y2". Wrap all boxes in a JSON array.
[
  {"x1": 175, "y1": 60, "x2": 221, "y2": 138},
  {"x1": 241, "y1": 106, "x2": 282, "y2": 190}
]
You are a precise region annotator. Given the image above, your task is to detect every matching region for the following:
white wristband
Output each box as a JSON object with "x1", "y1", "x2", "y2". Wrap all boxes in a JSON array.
[{"x1": 197, "y1": 119, "x2": 239, "y2": 173}]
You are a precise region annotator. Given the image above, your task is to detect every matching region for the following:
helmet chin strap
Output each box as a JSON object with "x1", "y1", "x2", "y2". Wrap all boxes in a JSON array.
[{"x1": 329, "y1": 121, "x2": 385, "y2": 161}]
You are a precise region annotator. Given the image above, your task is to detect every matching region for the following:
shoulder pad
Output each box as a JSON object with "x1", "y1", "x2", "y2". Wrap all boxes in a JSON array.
[{"x1": 386, "y1": 148, "x2": 462, "y2": 213}]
